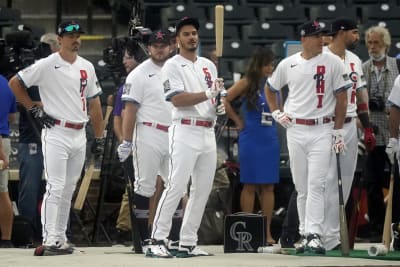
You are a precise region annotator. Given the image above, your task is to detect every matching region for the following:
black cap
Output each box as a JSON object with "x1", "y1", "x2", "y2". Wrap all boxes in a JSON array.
[
  {"x1": 175, "y1": 16, "x2": 200, "y2": 34},
  {"x1": 57, "y1": 21, "x2": 85, "y2": 36},
  {"x1": 299, "y1": 21, "x2": 328, "y2": 37},
  {"x1": 148, "y1": 29, "x2": 171, "y2": 45},
  {"x1": 327, "y1": 18, "x2": 358, "y2": 36}
]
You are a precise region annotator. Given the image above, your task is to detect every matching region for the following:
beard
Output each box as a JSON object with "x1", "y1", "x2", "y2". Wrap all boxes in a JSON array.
[
  {"x1": 369, "y1": 52, "x2": 386, "y2": 62},
  {"x1": 346, "y1": 41, "x2": 357, "y2": 51}
]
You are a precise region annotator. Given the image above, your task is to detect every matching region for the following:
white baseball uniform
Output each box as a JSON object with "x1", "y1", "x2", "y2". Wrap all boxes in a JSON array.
[
  {"x1": 322, "y1": 47, "x2": 367, "y2": 250},
  {"x1": 121, "y1": 58, "x2": 172, "y2": 197},
  {"x1": 267, "y1": 52, "x2": 351, "y2": 237},
  {"x1": 151, "y1": 54, "x2": 218, "y2": 246},
  {"x1": 17, "y1": 52, "x2": 102, "y2": 246}
]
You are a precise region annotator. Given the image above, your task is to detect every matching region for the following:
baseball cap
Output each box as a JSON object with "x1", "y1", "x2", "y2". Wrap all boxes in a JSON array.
[
  {"x1": 148, "y1": 29, "x2": 171, "y2": 45},
  {"x1": 175, "y1": 16, "x2": 200, "y2": 34},
  {"x1": 327, "y1": 18, "x2": 358, "y2": 36},
  {"x1": 299, "y1": 21, "x2": 328, "y2": 37},
  {"x1": 57, "y1": 20, "x2": 85, "y2": 36}
]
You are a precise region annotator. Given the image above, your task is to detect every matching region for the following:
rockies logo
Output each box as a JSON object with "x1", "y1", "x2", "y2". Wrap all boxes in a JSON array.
[{"x1": 229, "y1": 221, "x2": 253, "y2": 251}]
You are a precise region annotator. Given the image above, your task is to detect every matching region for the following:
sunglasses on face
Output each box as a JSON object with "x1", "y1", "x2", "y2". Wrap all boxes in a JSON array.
[{"x1": 64, "y1": 24, "x2": 81, "y2": 32}]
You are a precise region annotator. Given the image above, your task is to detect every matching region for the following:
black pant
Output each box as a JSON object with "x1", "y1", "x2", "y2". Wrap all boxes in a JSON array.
[{"x1": 281, "y1": 189, "x2": 300, "y2": 241}]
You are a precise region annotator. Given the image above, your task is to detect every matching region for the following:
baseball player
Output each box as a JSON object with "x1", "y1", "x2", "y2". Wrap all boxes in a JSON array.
[
  {"x1": 117, "y1": 29, "x2": 183, "y2": 247},
  {"x1": 322, "y1": 18, "x2": 375, "y2": 251},
  {"x1": 146, "y1": 17, "x2": 224, "y2": 258},
  {"x1": 265, "y1": 21, "x2": 351, "y2": 254},
  {"x1": 9, "y1": 21, "x2": 105, "y2": 256}
]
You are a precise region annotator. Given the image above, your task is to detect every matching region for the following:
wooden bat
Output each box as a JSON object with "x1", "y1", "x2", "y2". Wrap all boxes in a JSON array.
[
  {"x1": 382, "y1": 157, "x2": 396, "y2": 250},
  {"x1": 336, "y1": 153, "x2": 350, "y2": 256},
  {"x1": 215, "y1": 5, "x2": 224, "y2": 61},
  {"x1": 123, "y1": 160, "x2": 143, "y2": 253},
  {"x1": 73, "y1": 101, "x2": 113, "y2": 211}
]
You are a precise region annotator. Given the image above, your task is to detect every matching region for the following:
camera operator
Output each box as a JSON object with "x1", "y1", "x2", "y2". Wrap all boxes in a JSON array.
[
  {"x1": 111, "y1": 38, "x2": 146, "y2": 245},
  {"x1": 16, "y1": 32, "x2": 60, "y2": 244},
  {"x1": 362, "y1": 25, "x2": 400, "y2": 241}
]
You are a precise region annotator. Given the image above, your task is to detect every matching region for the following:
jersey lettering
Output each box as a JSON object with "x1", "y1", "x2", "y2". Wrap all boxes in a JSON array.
[
  {"x1": 80, "y1": 70, "x2": 88, "y2": 111},
  {"x1": 314, "y1": 65, "x2": 326, "y2": 108},
  {"x1": 202, "y1": 67, "x2": 216, "y2": 104},
  {"x1": 349, "y1": 62, "x2": 357, "y2": 104}
]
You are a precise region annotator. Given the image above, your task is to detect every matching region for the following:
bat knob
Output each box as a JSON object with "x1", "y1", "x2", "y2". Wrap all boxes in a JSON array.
[{"x1": 368, "y1": 244, "x2": 388, "y2": 256}]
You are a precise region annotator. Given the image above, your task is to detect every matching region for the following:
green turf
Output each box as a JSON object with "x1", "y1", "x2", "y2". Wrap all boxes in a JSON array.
[{"x1": 281, "y1": 248, "x2": 400, "y2": 261}]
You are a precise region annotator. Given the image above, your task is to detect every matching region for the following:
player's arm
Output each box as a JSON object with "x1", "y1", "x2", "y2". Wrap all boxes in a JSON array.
[
  {"x1": 389, "y1": 105, "x2": 400, "y2": 139},
  {"x1": 88, "y1": 96, "x2": 104, "y2": 138},
  {"x1": 224, "y1": 79, "x2": 247, "y2": 130},
  {"x1": 356, "y1": 88, "x2": 371, "y2": 128},
  {"x1": 333, "y1": 90, "x2": 347, "y2": 130},
  {"x1": 8, "y1": 75, "x2": 35, "y2": 109},
  {"x1": 121, "y1": 102, "x2": 138, "y2": 142},
  {"x1": 264, "y1": 82, "x2": 280, "y2": 112},
  {"x1": 170, "y1": 91, "x2": 209, "y2": 107}
]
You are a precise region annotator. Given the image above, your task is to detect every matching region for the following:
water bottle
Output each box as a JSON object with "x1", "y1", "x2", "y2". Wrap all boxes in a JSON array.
[{"x1": 257, "y1": 246, "x2": 281, "y2": 254}]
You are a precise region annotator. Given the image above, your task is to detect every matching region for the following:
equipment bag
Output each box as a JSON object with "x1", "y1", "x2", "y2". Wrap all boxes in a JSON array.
[{"x1": 224, "y1": 212, "x2": 265, "y2": 253}]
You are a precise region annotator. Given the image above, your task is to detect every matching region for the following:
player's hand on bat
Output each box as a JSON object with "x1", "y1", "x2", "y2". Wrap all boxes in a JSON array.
[
  {"x1": 332, "y1": 129, "x2": 347, "y2": 154},
  {"x1": 91, "y1": 137, "x2": 105, "y2": 156},
  {"x1": 206, "y1": 78, "x2": 225, "y2": 99},
  {"x1": 271, "y1": 110, "x2": 293, "y2": 128},
  {"x1": 117, "y1": 140, "x2": 133, "y2": 162},
  {"x1": 385, "y1": 138, "x2": 399, "y2": 164},
  {"x1": 364, "y1": 127, "x2": 376, "y2": 152},
  {"x1": 29, "y1": 105, "x2": 56, "y2": 128}
]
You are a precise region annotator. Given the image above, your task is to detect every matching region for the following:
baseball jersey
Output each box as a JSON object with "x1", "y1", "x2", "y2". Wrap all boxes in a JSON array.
[
  {"x1": 0, "y1": 74, "x2": 17, "y2": 135},
  {"x1": 17, "y1": 52, "x2": 102, "y2": 123},
  {"x1": 267, "y1": 52, "x2": 351, "y2": 119},
  {"x1": 323, "y1": 47, "x2": 367, "y2": 117},
  {"x1": 122, "y1": 58, "x2": 172, "y2": 125},
  {"x1": 163, "y1": 54, "x2": 218, "y2": 120},
  {"x1": 388, "y1": 75, "x2": 400, "y2": 108}
]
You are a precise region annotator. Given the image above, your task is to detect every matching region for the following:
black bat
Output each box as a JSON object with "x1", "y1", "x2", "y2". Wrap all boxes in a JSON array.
[
  {"x1": 336, "y1": 153, "x2": 350, "y2": 256},
  {"x1": 123, "y1": 159, "x2": 143, "y2": 253}
]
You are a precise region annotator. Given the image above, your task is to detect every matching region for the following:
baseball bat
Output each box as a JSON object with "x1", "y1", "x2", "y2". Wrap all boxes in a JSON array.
[
  {"x1": 382, "y1": 156, "x2": 396, "y2": 250},
  {"x1": 215, "y1": 5, "x2": 224, "y2": 61},
  {"x1": 73, "y1": 102, "x2": 113, "y2": 211},
  {"x1": 336, "y1": 153, "x2": 350, "y2": 256},
  {"x1": 123, "y1": 159, "x2": 143, "y2": 253}
]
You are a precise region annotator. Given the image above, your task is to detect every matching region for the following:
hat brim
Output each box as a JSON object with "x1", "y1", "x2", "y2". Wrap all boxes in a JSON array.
[{"x1": 303, "y1": 28, "x2": 329, "y2": 37}]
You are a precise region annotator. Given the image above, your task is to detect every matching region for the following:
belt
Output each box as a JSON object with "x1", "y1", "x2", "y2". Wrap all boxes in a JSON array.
[
  {"x1": 333, "y1": 117, "x2": 354, "y2": 124},
  {"x1": 142, "y1": 122, "x2": 169, "y2": 132},
  {"x1": 181, "y1": 118, "x2": 214, "y2": 128},
  {"x1": 55, "y1": 120, "x2": 85, "y2": 130},
  {"x1": 0, "y1": 134, "x2": 9, "y2": 138},
  {"x1": 294, "y1": 117, "x2": 332, "y2": 125}
]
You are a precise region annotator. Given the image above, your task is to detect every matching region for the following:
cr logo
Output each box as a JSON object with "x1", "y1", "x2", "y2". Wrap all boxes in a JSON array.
[{"x1": 229, "y1": 221, "x2": 253, "y2": 251}]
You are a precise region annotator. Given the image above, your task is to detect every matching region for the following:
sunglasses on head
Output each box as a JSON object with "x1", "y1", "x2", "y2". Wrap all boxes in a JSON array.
[{"x1": 64, "y1": 24, "x2": 80, "y2": 32}]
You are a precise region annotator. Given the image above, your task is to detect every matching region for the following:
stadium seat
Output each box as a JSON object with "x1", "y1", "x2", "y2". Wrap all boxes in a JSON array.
[
  {"x1": 187, "y1": 0, "x2": 240, "y2": 7},
  {"x1": 294, "y1": 0, "x2": 345, "y2": 6},
  {"x1": 222, "y1": 39, "x2": 255, "y2": 59},
  {"x1": 159, "y1": 5, "x2": 207, "y2": 26},
  {"x1": 360, "y1": 20, "x2": 400, "y2": 39},
  {"x1": 207, "y1": 3, "x2": 255, "y2": 26},
  {"x1": 142, "y1": 0, "x2": 185, "y2": 7},
  {"x1": 346, "y1": 0, "x2": 395, "y2": 6},
  {"x1": 199, "y1": 22, "x2": 239, "y2": 45},
  {"x1": 308, "y1": 5, "x2": 358, "y2": 23},
  {"x1": 361, "y1": 4, "x2": 400, "y2": 23},
  {"x1": 242, "y1": 21, "x2": 295, "y2": 45},
  {"x1": 239, "y1": 0, "x2": 293, "y2": 7},
  {"x1": 257, "y1": 4, "x2": 307, "y2": 26},
  {"x1": 389, "y1": 38, "x2": 400, "y2": 58},
  {"x1": 0, "y1": 7, "x2": 20, "y2": 26},
  {"x1": 352, "y1": 43, "x2": 369, "y2": 62}
]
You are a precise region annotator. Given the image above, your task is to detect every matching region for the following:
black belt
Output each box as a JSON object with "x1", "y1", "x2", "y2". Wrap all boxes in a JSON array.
[{"x1": 0, "y1": 134, "x2": 9, "y2": 138}]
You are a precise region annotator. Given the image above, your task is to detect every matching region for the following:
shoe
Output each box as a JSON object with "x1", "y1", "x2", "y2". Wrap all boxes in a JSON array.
[
  {"x1": 295, "y1": 236, "x2": 307, "y2": 254},
  {"x1": 391, "y1": 222, "x2": 400, "y2": 251},
  {"x1": 113, "y1": 229, "x2": 132, "y2": 247},
  {"x1": 175, "y1": 245, "x2": 213, "y2": 258},
  {"x1": 145, "y1": 239, "x2": 173, "y2": 258},
  {"x1": 167, "y1": 240, "x2": 179, "y2": 256},
  {"x1": 280, "y1": 235, "x2": 298, "y2": 248},
  {"x1": 331, "y1": 243, "x2": 341, "y2": 250},
  {"x1": 34, "y1": 242, "x2": 74, "y2": 256},
  {"x1": 306, "y1": 233, "x2": 325, "y2": 254},
  {"x1": 0, "y1": 240, "x2": 14, "y2": 248}
]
